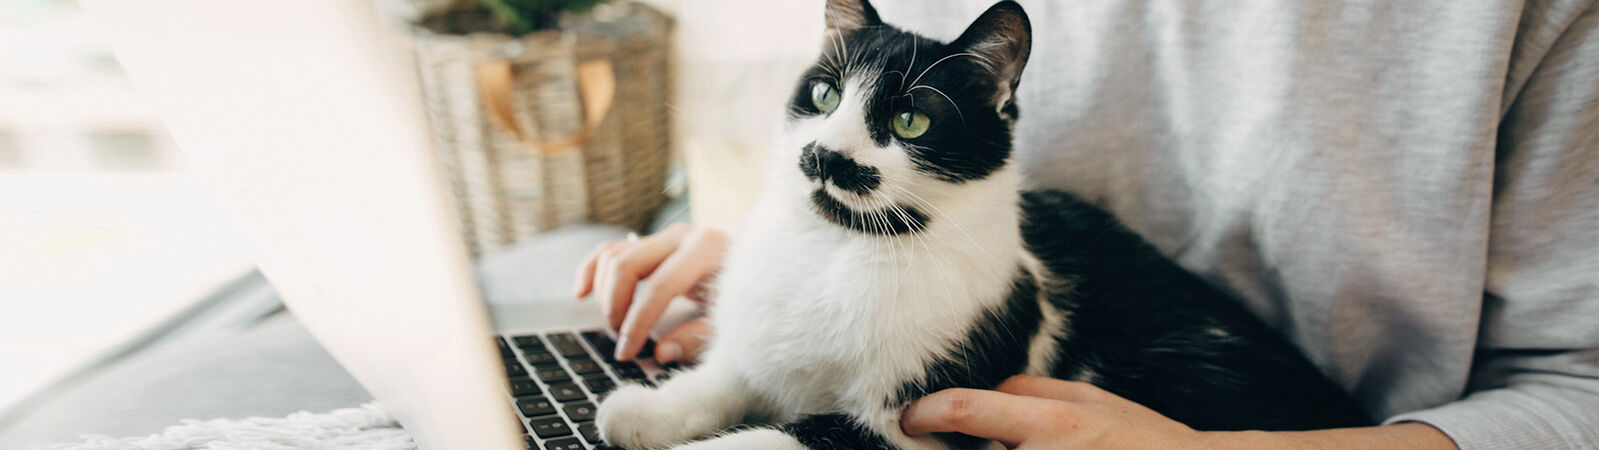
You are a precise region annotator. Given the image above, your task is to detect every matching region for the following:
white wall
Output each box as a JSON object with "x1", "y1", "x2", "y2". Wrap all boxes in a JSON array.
[{"x1": 671, "y1": 0, "x2": 825, "y2": 231}]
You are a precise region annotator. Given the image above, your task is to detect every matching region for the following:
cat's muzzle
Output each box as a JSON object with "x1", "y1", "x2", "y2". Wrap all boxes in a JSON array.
[{"x1": 799, "y1": 143, "x2": 880, "y2": 195}]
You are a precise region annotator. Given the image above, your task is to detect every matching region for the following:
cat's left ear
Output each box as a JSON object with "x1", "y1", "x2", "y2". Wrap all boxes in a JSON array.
[
  {"x1": 825, "y1": 0, "x2": 881, "y2": 34},
  {"x1": 951, "y1": 1, "x2": 1032, "y2": 112}
]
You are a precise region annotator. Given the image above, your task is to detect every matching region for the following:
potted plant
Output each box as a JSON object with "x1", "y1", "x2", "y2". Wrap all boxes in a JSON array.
[{"x1": 412, "y1": 0, "x2": 674, "y2": 256}]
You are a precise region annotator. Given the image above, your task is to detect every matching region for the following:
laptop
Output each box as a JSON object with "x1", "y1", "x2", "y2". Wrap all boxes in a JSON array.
[{"x1": 80, "y1": 0, "x2": 673, "y2": 448}]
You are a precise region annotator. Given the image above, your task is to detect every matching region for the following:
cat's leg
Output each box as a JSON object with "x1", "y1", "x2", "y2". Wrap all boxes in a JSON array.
[
  {"x1": 671, "y1": 412, "x2": 968, "y2": 450},
  {"x1": 668, "y1": 414, "x2": 880, "y2": 450},
  {"x1": 670, "y1": 428, "x2": 807, "y2": 450},
  {"x1": 596, "y1": 363, "x2": 755, "y2": 449}
]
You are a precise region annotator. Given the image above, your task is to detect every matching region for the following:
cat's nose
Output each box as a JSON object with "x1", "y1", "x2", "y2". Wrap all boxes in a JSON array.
[
  {"x1": 800, "y1": 143, "x2": 880, "y2": 194},
  {"x1": 799, "y1": 143, "x2": 845, "y2": 182},
  {"x1": 816, "y1": 147, "x2": 847, "y2": 177}
]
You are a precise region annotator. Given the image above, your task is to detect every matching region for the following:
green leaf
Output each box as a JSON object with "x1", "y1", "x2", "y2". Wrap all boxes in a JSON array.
[{"x1": 478, "y1": 0, "x2": 605, "y2": 34}]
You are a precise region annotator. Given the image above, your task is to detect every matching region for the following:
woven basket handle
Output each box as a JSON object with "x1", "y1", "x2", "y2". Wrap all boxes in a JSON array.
[{"x1": 474, "y1": 57, "x2": 616, "y2": 154}]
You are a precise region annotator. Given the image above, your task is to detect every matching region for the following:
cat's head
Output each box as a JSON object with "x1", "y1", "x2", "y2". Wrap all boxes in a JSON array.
[{"x1": 778, "y1": 0, "x2": 1032, "y2": 235}]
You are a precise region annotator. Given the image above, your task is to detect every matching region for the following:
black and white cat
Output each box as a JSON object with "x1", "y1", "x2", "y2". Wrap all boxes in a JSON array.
[{"x1": 596, "y1": 1, "x2": 1371, "y2": 448}]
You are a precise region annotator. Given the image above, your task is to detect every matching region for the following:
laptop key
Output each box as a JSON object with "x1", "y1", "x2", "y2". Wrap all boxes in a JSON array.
[
  {"x1": 581, "y1": 331, "x2": 616, "y2": 358},
  {"x1": 535, "y1": 364, "x2": 572, "y2": 383},
  {"x1": 525, "y1": 436, "x2": 539, "y2": 450},
  {"x1": 563, "y1": 401, "x2": 597, "y2": 421},
  {"x1": 582, "y1": 375, "x2": 616, "y2": 395},
  {"x1": 613, "y1": 362, "x2": 647, "y2": 381},
  {"x1": 567, "y1": 357, "x2": 603, "y2": 375},
  {"x1": 517, "y1": 396, "x2": 556, "y2": 417},
  {"x1": 545, "y1": 332, "x2": 589, "y2": 357},
  {"x1": 505, "y1": 362, "x2": 528, "y2": 377},
  {"x1": 522, "y1": 350, "x2": 557, "y2": 365},
  {"x1": 528, "y1": 416, "x2": 573, "y2": 438},
  {"x1": 577, "y1": 421, "x2": 601, "y2": 445},
  {"x1": 544, "y1": 437, "x2": 584, "y2": 450},
  {"x1": 548, "y1": 383, "x2": 587, "y2": 402},
  {"x1": 512, "y1": 335, "x2": 548, "y2": 350},
  {"x1": 508, "y1": 377, "x2": 540, "y2": 397}
]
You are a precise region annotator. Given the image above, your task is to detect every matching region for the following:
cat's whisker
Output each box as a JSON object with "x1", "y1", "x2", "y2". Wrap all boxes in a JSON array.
[
  {"x1": 833, "y1": 26, "x2": 854, "y2": 77},
  {"x1": 883, "y1": 70, "x2": 904, "y2": 88},
  {"x1": 876, "y1": 204, "x2": 906, "y2": 306},
  {"x1": 823, "y1": 9, "x2": 849, "y2": 74},
  {"x1": 885, "y1": 184, "x2": 1005, "y2": 268},
  {"x1": 908, "y1": 52, "x2": 996, "y2": 90},
  {"x1": 904, "y1": 35, "x2": 917, "y2": 92},
  {"x1": 908, "y1": 85, "x2": 966, "y2": 125}
]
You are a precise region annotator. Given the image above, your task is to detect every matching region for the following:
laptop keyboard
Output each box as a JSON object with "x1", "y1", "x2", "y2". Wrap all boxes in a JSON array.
[{"x1": 499, "y1": 329, "x2": 673, "y2": 450}]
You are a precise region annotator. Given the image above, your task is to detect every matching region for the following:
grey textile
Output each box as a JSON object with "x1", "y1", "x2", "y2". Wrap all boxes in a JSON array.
[
  {"x1": 875, "y1": 0, "x2": 1599, "y2": 448},
  {"x1": 0, "y1": 313, "x2": 373, "y2": 449},
  {"x1": 0, "y1": 226, "x2": 628, "y2": 448}
]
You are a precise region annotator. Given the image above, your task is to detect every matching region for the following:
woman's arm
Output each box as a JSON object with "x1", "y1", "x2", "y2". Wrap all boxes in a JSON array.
[
  {"x1": 900, "y1": 375, "x2": 1459, "y2": 449},
  {"x1": 1223, "y1": 423, "x2": 1454, "y2": 450}
]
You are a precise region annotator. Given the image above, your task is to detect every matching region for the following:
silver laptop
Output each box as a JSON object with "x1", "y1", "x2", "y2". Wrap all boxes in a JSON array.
[{"x1": 80, "y1": 0, "x2": 669, "y2": 448}]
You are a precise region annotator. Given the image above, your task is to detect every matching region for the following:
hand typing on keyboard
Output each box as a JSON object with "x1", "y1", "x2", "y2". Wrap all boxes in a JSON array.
[{"x1": 571, "y1": 224, "x2": 727, "y2": 363}]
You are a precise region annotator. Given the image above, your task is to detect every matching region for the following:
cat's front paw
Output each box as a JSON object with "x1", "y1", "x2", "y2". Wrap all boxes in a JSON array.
[
  {"x1": 669, "y1": 428, "x2": 808, "y2": 450},
  {"x1": 597, "y1": 384, "x2": 725, "y2": 449}
]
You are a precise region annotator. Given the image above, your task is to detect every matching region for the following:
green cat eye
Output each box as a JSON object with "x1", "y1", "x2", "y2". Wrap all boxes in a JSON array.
[
  {"x1": 891, "y1": 109, "x2": 930, "y2": 139},
  {"x1": 810, "y1": 81, "x2": 841, "y2": 113}
]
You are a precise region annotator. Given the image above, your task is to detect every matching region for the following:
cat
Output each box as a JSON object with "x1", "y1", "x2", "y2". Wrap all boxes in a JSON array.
[{"x1": 595, "y1": 1, "x2": 1371, "y2": 448}]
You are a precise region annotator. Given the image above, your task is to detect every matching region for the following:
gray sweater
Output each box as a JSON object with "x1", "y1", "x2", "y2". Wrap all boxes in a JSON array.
[{"x1": 879, "y1": 1, "x2": 1599, "y2": 448}]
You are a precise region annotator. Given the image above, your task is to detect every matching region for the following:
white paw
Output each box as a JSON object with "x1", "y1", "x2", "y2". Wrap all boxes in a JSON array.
[
  {"x1": 596, "y1": 384, "x2": 726, "y2": 449},
  {"x1": 669, "y1": 429, "x2": 806, "y2": 450}
]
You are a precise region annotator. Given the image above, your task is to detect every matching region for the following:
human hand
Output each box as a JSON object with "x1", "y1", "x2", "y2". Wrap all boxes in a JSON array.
[
  {"x1": 572, "y1": 223, "x2": 727, "y2": 363},
  {"x1": 901, "y1": 375, "x2": 1202, "y2": 449}
]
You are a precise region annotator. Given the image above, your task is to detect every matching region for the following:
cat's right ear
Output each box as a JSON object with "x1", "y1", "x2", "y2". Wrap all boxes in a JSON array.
[
  {"x1": 950, "y1": 1, "x2": 1031, "y2": 114},
  {"x1": 824, "y1": 0, "x2": 881, "y2": 34}
]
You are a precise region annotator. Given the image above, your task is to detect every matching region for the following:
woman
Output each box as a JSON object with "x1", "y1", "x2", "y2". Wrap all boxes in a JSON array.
[{"x1": 575, "y1": 1, "x2": 1599, "y2": 448}]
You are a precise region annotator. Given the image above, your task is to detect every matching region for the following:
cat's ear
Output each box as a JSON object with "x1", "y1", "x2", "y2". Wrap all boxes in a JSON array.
[
  {"x1": 951, "y1": 1, "x2": 1031, "y2": 111},
  {"x1": 824, "y1": 0, "x2": 881, "y2": 34}
]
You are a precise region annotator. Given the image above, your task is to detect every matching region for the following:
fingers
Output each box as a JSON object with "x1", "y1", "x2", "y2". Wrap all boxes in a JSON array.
[
  {"x1": 995, "y1": 375, "x2": 1112, "y2": 404},
  {"x1": 592, "y1": 225, "x2": 693, "y2": 331},
  {"x1": 654, "y1": 317, "x2": 714, "y2": 364},
  {"x1": 900, "y1": 388, "x2": 1074, "y2": 447},
  {"x1": 577, "y1": 226, "x2": 694, "y2": 300},
  {"x1": 615, "y1": 228, "x2": 727, "y2": 361},
  {"x1": 572, "y1": 241, "x2": 621, "y2": 299}
]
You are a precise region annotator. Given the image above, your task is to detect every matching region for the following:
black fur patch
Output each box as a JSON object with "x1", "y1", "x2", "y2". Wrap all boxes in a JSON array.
[
  {"x1": 785, "y1": 14, "x2": 1020, "y2": 183},
  {"x1": 890, "y1": 266, "x2": 1040, "y2": 449},
  {"x1": 1019, "y1": 190, "x2": 1373, "y2": 431},
  {"x1": 810, "y1": 189, "x2": 928, "y2": 235},
  {"x1": 800, "y1": 142, "x2": 881, "y2": 194},
  {"x1": 782, "y1": 414, "x2": 891, "y2": 450},
  {"x1": 894, "y1": 266, "x2": 1041, "y2": 406}
]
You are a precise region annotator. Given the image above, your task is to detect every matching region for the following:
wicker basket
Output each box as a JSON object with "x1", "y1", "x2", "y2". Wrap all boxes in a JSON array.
[{"x1": 414, "y1": 1, "x2": 673, "y2": 256}]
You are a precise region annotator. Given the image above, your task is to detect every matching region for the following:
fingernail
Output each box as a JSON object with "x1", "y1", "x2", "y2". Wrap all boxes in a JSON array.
[
  {"x1": 615, "y1": 336, "x2": 631, "y2": 361},
  {"x1": 657, "y1": 342, "x2": 682, "y2": 363}
]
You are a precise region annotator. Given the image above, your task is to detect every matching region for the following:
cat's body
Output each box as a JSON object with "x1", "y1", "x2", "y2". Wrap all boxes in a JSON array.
[{"x1": 597, "y1": 1, "x2": 1369, "y2": 448}]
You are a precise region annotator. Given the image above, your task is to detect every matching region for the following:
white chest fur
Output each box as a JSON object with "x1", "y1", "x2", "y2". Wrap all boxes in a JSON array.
[
  {"x1": 703, "y1": 182, "x2": 1027, "y2": 419},
  {"x1": 595, "y1": 168, "x2": 1050, "y2": 449}
]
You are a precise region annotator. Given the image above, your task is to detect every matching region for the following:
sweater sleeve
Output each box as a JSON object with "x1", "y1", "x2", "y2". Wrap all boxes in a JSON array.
[
  {"x1": 1384, "y1": 2, "x2": 1599, "y2": 448},
  {"x1": 1385, "y1": 351, "x2": 1599, "y2": 449}
]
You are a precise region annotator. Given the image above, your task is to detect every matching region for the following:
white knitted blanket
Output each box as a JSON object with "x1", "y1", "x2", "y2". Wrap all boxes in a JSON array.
[{"x1": 31, "y1": 404, "x2": 413, "y2": 450}]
